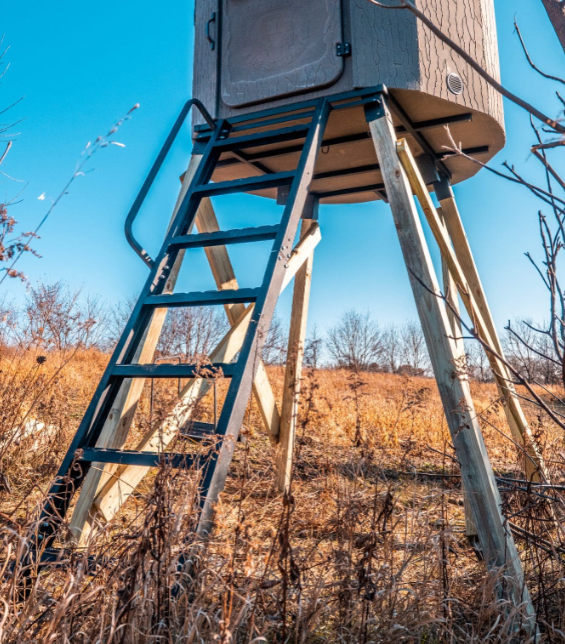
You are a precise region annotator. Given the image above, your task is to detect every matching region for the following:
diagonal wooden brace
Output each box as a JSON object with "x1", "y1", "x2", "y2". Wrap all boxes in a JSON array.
[
  {"x1": 275, "y1": 218, "x2": 317, "y2": 493},
  {"x1": 81, "y1": 220, "x2": 322, "y2": 531},
  {"x1": 397, "y1": 140, "x2": 548, "y2": 484},
  {"x1": 437, "y1": 206, "x2": 477, "y2": 540}
]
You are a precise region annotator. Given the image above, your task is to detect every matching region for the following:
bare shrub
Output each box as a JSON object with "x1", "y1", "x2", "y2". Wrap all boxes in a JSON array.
[
  {"x1": 261, "y1": 314, "x2": 287, "y2": 366},
  {"x1": 327, "y1": 309, "x2": 383, "y2": 371},
  {"x1": 159, "y1": 305, "x2": 228, "y2": 362},
  {"x1": 397, "y1": 321, "x2": 429, "y2": 376},
  {"x1": 20, "y1": 282, "x2": 107, "y2": 353}
]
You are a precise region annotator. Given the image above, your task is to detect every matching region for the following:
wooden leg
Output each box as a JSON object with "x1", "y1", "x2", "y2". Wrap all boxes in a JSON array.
[
  {"x1": 436, "y1": 181, "x2": 544, "y2": 482},
  {"x1": 438, "y1": 207, "x2": 478, "y2": 541},
  {"x1": 367, "y1": 102, "x2": 535, "y2": 624},
  {"x1": 88, "y1": 223, "x2": 323, "y2": 528},
  {"x1": 275, "y1": 217, "x2": 316, "y2": 493}
]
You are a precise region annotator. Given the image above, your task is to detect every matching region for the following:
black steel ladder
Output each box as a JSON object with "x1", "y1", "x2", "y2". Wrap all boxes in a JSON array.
[{"x1": 31, "y1": 97, "x2": 331, "y2": 556}]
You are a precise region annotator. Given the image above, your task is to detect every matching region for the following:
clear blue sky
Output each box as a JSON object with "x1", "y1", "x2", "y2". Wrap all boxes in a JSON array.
[{"x1": 1, "y1": 1, "x2": 564, "y2": 335}]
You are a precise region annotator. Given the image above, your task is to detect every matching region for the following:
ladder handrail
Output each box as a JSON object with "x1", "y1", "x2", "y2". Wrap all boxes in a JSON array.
[{"x1": 124, "y1": 99, "x2": 216, "y2": 268}]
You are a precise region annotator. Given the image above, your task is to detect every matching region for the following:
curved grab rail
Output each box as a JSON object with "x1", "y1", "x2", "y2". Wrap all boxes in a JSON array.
[{"x1": 124, "y1": 99, "x2": 216, "y2": 268}]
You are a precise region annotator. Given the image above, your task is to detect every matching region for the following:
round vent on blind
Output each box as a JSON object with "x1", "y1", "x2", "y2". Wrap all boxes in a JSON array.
[{"x1": 446, "y1": 73, "x2": 463, "y2": 95}]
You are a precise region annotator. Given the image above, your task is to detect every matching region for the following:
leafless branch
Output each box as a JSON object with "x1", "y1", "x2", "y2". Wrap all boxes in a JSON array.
[
  {"x1": 411, "y1": 269, "x2": 565, "y2": 435},
  {"x1": 0, "y1": 141, "x2": 12, "y2": 168},
  {"x1": 505, "y1": 321, "x2": 561, "y2": 366},
  {"x1": 532, "y1": 140, "x2": 565, "y2": 151},
  {"x1": 514, "y1": 20, "x2": 565, "y2": 87},
  {"x1": 532, "y1": 150, "x2": 565, "y2": 192}
]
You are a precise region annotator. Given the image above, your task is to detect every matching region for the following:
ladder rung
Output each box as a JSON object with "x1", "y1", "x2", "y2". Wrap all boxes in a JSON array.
[
  {"x1": 193, "y1": 172, "x2": 295, "y2": 198},
  {"x1": 81, "y1": 448, "x2": 204, "y2": 469},
  {"x1": 112, "y1": 363, "x2": 236, "y2": 379},
  {"x1": 213, "y1": 123, "x2": 311, "y2": 151},
  {"x1": 145, "y1": 288, "x2": 260, "y2": 308},
  {"x1": 180, "y1": 421, "x2": 247, "y2": 444},
  {"x1": 39, "y1": 548, "x2": 117, "y2": 569},
  {"x1": 180, "y1": 421, "x2": 218, "y2": 442},
  {"x1": 169, "y1": 225, "x2": 279, "y2": 250}
]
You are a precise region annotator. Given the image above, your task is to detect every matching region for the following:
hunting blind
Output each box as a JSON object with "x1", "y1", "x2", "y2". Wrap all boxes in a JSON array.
[{"x1": 26, "y1": 0, "x2": 543, "y2": 625}]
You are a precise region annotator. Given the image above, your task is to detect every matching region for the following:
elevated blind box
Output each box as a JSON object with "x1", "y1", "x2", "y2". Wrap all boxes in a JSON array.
[{"x1": 193, "y1": 0, "x2": 506, "y2": 201}]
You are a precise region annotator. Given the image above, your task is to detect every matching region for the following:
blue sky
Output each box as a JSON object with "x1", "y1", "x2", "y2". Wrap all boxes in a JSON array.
[{"x1": 1, "y1": 1, "x2": 564, "y2": 335}]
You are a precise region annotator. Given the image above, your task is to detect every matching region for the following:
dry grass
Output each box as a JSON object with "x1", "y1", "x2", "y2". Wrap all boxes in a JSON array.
[{"x1": 1, "y1": 348, "x2": 565, "y2": 642}]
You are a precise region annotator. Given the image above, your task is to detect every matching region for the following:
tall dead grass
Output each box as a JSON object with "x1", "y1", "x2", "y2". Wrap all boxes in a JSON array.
[{"x1": 1, "y1": 348, "x2": 565, "y2": 642}]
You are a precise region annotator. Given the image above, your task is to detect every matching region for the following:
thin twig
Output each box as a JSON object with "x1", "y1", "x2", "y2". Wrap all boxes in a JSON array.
[{"x1": 514, "y1": 20, "x2": 565, "y2": 87}]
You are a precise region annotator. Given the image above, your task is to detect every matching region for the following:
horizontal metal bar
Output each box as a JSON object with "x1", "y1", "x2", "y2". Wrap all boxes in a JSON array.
[
  {"x1": 398, "y1": 112, "x2": 472, "y2": 134},
  {"x1": 145, "y1": 287, "x2": 260, "y2": 308},
  {"x1": 437, "y1": 145, "x2": 489, "y2": 158},
  {"x1": 169, "y1": 225, "x2": 279, "y2": 249},
  {"x1": 38, "y1": 548, "x2": 118, "y2": 569},
  {"x1": 229, "y1": 149, "x2": 274, "y2": 175},
  {"x1": 216, "y1": 133, "x2": 370, "y2": 166},
  {"x1": 194, "y1": 171, "x2": 295, "y2": 197},
  {"x1": 313, "y1": 182, "x2": 385, "y2": 199},
  {"x1": 213, "y1": 123, "x2": 311, "y2": 151},
  {"x1": 181, "y1": 420, "x2": 216, "y2": 434},
  {"x1": 180, "y1": 421, "x2": 247, "y2": 443},
  {"x1": 215, "y1": 116, "x2": 473, "y2": 170},
  {"x1": 112, "y1": 363, "x2": 236, "y2": 378},
  {"x1": 81, "y1": 448, "x2": 204, "y2": 469},
  {"x1": 180, "y1": 421, "x2": 217, "y2": 441},
  {"x1": 229, "y1": 109, "x2": 316, "y2": 134}
]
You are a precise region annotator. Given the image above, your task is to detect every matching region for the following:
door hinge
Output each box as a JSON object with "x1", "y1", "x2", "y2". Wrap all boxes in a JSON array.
[{"x1": 336, "y1": 42, "x2": 351, "y2": 57}]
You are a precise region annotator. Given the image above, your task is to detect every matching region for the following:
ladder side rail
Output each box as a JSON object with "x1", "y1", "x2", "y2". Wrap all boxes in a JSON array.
[
  {"x1": 37, "y1": 121, "x2": 228, "y2": 539},
  {"x1": 68, "y1": 155, "x2": 205, "y2": 545},
  {"x1": 195, "y1": 99, "x2": 332, "y2": 539}
]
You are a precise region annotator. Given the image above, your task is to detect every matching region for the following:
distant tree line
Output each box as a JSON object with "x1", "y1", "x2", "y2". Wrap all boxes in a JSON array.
[{"x1": 1, "y1": 282, "x2": 561, "y2": 386}]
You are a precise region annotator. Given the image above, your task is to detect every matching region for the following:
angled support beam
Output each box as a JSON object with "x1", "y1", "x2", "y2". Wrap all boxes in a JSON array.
[
  {"x1": 89, "y1": 222, "x2": 322, "y2": 528},
  {"x1": 366, "y1": 100, "x2": 535, "y2": 627},
  {"x1": 190, "y1": 196, "x2": 281, "y2": 441},
  {"x1": 275, "y1": 216, "x2": 317, "y2": 493},
  {"x1": 399, "y1": 143, "x2": 547, "y2": 484},
  {"x1": 437, "y1": 206, "x2": 477, "y2": 541}
]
